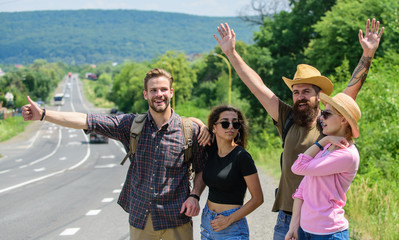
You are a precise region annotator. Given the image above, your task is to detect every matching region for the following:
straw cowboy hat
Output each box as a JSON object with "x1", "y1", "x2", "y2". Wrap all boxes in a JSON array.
[
  {"x1": 320, "y1": 92, "x2": 361, "y2": 138},
  {"x1": 282, "y1": 64, "x2": 333, "y2": 96}
]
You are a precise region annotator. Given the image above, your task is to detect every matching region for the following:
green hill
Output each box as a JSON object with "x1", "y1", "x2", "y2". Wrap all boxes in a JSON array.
[{"x1": 0, "y1": 10, "x2": 258, "y2": 64}]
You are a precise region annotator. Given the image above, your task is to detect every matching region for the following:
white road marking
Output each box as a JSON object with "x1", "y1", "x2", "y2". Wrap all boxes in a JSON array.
[
  {"x1": 101, "y1": 155, "x2": 115, "y2": 159},
  {"x1": 94, "y1": 164, "x2": 116, "y2": 169},
  {"x1": 86, "y1": 209, "x2": 101, "y2": 216},
  {"x1": 0, "y1": 169, "x2": 11, "y2": 174},
  {"x1": 60, "y1": 228, "x2": 80, "y2": 236},
  {"x1": 102, "y1": 198, "x2": 114, "y2": 203},
  {"x1": 0, "y1": 169, "x2": 65, "y2": 194},
  {"x1": 113, "y1": 140, "x2": 126, "y2": 154},
  {"x1": 33, "y1": 168, "x2": 45, "y2": 172},
  {"x1": 15, "y1": 158, "x2": 23, "y2": 162},
  {"x1": 43, "y1": 135, "x2": 51, "y2": 139},
  {"x1": 67, "y1": 141, "x2": 81, "y2": 146},
  {"x1": 69, "y1": 134, "x2": 78, "y2": 138},
  {"x1": 113, "y1": 189, "x2": 121, "y2": 193},
  {"x1": 30, "y1": 128, "x2": 62, "y2": 166},
  {"x1": 59, "y1": 157, "x2": 67, "y2": 161},
  {"x1": 15, "y1": 128, "x2": 40, "y2": 149},
  {"x1": 68, "y1": 135, "x2": 90, "y2": 171},
  {"x1": 0, "y1": 79, "x2": 91, "y2": 194}
]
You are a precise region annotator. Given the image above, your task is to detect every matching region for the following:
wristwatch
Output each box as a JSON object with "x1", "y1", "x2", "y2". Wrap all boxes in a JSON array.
[{"x1": 189, "y1": 194, "x2": 200, "y2": 201}]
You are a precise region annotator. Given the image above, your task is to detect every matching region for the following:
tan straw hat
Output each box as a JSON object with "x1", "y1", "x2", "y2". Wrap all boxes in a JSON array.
[
  {"x1": 282, "y1": 64, "x2": 333, "y2": 96},
  {"x1": 320, "y1": 92, "x2": 361, "y2": 138}
]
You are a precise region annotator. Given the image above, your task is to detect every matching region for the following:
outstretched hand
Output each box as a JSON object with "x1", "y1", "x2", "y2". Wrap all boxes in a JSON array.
[
  {"x1": 359, "y1": 18, "x2": 384, "y2": 56},
  {"x1": 213, "y1": 23, "x2": 236, "y2": 55},
  {"x1": 21, "y1": 96, "x2": 42, "y2": 121}
]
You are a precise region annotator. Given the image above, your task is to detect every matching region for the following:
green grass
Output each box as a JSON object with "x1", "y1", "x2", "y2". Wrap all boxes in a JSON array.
[
  {"x1": 0, "y1": 116, "x2": 30, "y2": 142},
  {"x1": 346, "y1": 177, "x2": 399, "y2": 240},
  {"x1": 81, "y1": 79, "x2": 115, "y2": 109},
  {"x1": 248, "y1": 141, "x2": 282, "y2": 179},
  {"x1": 174, "y1": 101, "x2": 210, "y2": 123}
]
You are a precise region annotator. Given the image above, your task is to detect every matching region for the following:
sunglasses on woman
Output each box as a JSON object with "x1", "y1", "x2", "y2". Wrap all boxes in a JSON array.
[
  {"x1": 215, "y1": 121, "x2": 241, "y2": 129},
  {"x1": 320, "y1": 110, "x2": 333, "y2": 120}
]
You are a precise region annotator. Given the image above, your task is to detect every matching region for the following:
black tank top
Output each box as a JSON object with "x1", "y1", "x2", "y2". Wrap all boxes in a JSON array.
[{"x1": 202, "y1": 146, "x2": 257, "y2": 205}]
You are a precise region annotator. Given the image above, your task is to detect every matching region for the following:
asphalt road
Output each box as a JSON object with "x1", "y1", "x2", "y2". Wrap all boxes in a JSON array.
[{"x1": 0, "y1": 75, "x2": 277, "y2": 239}]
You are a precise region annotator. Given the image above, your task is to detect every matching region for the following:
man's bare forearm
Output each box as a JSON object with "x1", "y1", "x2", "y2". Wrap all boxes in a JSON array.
[
  {"x1": 344, "y1": 55, "x2": 372, "y2": 99},
  {"x1": 45, "y1": 110, "x2": 89, "y2": 129},
  {"x1": 191, "y1": 172, "x2": 205, "y2": 196}
]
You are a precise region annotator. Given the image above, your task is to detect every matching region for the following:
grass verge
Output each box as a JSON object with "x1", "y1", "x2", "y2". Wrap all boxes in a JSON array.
[
  {"x1": 346, "y1": 176, "x2": 399, "y2": 240},
  {"x1": 81, "y1": 79, "x2": 115, "y2": 108},
  {"x1": 0, "y1": 116, "x2": 30, "y2": 142}
]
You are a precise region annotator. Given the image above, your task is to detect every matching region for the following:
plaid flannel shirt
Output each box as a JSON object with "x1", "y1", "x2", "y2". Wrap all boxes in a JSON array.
[{"x1": 85, "y1": 111, "x2": 205, "y2": 230}]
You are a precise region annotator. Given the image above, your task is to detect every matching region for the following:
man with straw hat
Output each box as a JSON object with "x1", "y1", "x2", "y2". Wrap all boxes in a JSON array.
[
  {"x1": 213, "y1": 18, "x2": 383, "y2": 239},
  {"x1": 286, "y1": 92, "x2": 361, "y2": 239}
]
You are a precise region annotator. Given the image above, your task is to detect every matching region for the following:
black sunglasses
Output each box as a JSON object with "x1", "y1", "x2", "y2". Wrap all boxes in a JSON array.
[
  {"x1": 320, "y1": 110, "x2": 333, "y2": 120},
  {"x1": 215, "y1": 121, "x2": 241, "y2": 129}
]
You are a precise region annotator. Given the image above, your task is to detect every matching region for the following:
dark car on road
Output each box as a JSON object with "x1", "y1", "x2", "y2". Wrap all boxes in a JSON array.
[{"x1": 89, "y1": 132, "x2": 109, "y2": 143}]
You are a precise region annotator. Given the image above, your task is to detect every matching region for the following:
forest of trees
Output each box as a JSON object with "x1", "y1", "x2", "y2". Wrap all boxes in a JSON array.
[
  {"x1": 1, "y1": 0, "x2": 398, "y2": 239},
  {"x1": 0, "y1": 9, "x2": 257, "y2": 65}
]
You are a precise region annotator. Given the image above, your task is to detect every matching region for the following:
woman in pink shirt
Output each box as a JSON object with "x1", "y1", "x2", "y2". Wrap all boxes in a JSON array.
[{"x1": 285, "y1": 93, "x2": 361, "y2": 240}]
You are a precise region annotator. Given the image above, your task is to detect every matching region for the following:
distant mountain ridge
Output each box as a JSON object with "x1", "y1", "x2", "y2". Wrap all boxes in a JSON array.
[{"x1": 0, "y1": 9, "x2": 258, "y2": 64}]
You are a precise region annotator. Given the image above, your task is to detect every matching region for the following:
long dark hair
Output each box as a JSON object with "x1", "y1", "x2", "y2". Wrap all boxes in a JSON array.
[{"x1": 207, "y1": 105, "x2": 248, "y2": 149}]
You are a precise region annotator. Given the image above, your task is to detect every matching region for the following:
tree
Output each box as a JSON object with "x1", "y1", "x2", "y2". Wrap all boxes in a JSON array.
[
  {"x1": 252, "y1": 0, "x2": 336, "y2": 100},
  {"x1": 110, "y1": 62, "x2": 150, "y2": 113},
  {"x1": 306, "y1": 0, "x2": 399, "y2": 75},
  {"x1": 238, "y1": 0, "x2": 290, "y2": 25},
  {"x1": 155, "y1": 51, "x2": 197, "y2": 105}
]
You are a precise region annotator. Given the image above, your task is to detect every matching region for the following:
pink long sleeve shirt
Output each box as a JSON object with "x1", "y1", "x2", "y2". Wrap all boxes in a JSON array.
[{"x1": 291, "y1": 144, "x2": 360, "y2": 235}]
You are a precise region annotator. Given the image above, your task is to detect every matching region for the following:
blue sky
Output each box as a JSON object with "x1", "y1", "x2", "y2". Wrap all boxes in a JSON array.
[{"x1": 0, "y1": 0, "x2": 259, "y2": 16}]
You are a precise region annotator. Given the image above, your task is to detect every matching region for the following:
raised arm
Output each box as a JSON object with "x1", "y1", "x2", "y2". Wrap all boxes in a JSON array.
[
  {"x1": 22, "y1": 96, "x2": 88, "y2": 129},
  {"x1": 214, "y1": 23, "x2": 280, "y2": 121},
  {"x1": 344, "y1": 18, "x2": 384, "y2": 99}
]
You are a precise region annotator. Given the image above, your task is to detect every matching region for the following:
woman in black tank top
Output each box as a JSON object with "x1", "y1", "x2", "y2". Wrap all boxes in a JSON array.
[{"x1": 200, "y1": 105, "x2": 264, "y2": 239}]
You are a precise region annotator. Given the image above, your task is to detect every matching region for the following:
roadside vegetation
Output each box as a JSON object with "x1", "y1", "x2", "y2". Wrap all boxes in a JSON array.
[
  {"x1": 1, "y1": 0, "x2": 398, "y2": 239},
  {"x1": 0, "y1": 116, "x2": 30, "y2": 142}
]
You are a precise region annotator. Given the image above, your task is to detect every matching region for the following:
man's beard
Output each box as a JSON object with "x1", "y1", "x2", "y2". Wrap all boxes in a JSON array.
[
  {"x1": 148, "y1": 97, "x2": 170, "y2": 113},
  {"x1": 292, "y1": 99, "x2": 319, "y2": 127}
]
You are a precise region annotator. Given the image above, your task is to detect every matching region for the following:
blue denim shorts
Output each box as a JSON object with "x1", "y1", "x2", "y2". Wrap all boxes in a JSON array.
[
  {"x1": 299, "y1": 227, "x2": 349, "y2": 240},
  {"x1": 200, "y1": 204, "x2": 249, "y2": 240}
]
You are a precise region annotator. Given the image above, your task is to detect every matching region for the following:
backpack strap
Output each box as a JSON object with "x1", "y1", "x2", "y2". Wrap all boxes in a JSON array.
[
  {"x1": 281, "y1": 110, "x2": 293, "y2": 148},
  {"x1": 181, "y1": 117, "x2": 193, "y2": 163},
  {"x1": 120, "y1": 113, "x2": 147, "y2": 165},
  {"x1": 280, "y1": 110, "x2": 293, "y2": 170}
]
